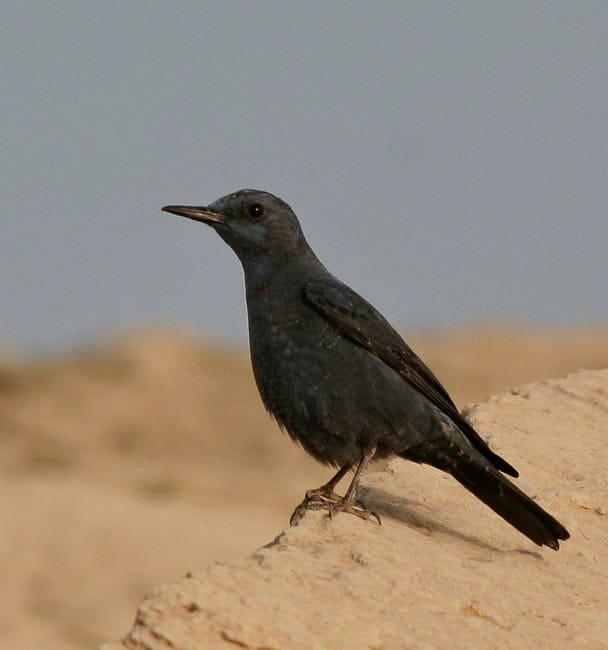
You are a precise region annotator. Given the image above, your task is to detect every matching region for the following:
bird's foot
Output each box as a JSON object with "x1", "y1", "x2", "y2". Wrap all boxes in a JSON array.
[
  {"x1": 289, "y1": 491, "x2": 381, "y2": 526},
  {"x1": 289, "y1": 488, "x2": 342, "y2": 526},
  {"x1": 327, "y1": 496, "x2": 382, "y2": 525}
]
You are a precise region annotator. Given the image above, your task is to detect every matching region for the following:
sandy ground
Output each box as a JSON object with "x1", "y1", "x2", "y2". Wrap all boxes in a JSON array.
[
  {"x1": 1, "y1": 325, "x2": 607, "y2": 648},
  {"x1": 105, "y1": 369, "x2": 608, "y2": 649}
]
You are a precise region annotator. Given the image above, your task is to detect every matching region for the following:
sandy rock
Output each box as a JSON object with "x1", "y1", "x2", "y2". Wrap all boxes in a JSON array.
[{"x1": 104, "y1": 369, "x2": 608, "y2": 649}]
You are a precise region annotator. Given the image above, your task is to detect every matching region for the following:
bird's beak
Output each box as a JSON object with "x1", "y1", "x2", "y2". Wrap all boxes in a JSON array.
[{"x1": 161, "y1": 205, "x2": 226, "y2": 225}]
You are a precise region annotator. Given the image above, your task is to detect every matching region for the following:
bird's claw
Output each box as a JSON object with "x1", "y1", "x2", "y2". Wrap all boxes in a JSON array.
[
  {"x1": 289, "y1": 491, "x2": 339, "y2": 526},
  {"x1": 328, "y1": 498, "x2": 382, "y2": 525},
  {"x1": 289, "y1": 492, "x2": 381, "y2": 526}
]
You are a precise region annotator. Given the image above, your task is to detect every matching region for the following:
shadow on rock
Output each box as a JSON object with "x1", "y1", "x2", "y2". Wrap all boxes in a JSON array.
[{"x1": 359, "y1": 485, "x2": 542, "y2": 558}]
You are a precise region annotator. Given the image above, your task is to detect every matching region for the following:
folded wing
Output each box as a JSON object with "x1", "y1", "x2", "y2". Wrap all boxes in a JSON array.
[{"x1": 303, "y1": 279, "x2": 519, "y2": 477}]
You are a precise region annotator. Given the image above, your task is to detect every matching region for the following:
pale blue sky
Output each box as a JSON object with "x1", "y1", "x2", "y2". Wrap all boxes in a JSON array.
[{"x1": 2, "y1": 2, "x2": 607, "y2": 350}]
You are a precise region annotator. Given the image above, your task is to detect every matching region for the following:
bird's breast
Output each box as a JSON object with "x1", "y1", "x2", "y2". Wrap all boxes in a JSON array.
[
  {"x1": 245, "y1": 289, "x2": 432, "y2": 466},
  {"x1": 247, "y1": 298, "x2": 340, "y2": 401}
]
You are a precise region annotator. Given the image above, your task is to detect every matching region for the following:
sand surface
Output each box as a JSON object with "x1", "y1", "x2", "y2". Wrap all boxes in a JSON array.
[
  {"x1": 105, "y1": 369, "x2": 608, "y2": 649},
  {"x1": 1, "y1": 326, "x2": 607, "y2": 648}
]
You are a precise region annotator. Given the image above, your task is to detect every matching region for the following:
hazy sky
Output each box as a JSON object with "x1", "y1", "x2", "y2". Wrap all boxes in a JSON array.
[{"x1": 2, "y1": 2, "x2": 607, "y2": 351}]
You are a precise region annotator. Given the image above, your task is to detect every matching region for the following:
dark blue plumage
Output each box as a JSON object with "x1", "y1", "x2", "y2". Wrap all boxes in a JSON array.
[{"x1": 162, "y1": 189, "x2": 569, "y2": 550}]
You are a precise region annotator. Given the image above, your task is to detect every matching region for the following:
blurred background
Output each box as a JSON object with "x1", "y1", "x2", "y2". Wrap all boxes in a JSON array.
[{"x1": 1, "y1": 3, "x2": 607, "y2": 648}]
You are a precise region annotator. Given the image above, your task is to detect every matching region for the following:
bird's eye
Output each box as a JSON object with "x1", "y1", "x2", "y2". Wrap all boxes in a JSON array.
[{"x1": 248, "y1": 203, "x2": 264, "y2": 219}]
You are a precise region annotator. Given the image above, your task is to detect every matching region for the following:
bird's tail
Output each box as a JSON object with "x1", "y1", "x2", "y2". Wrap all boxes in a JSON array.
[
  {"x1": 450, "y1": 461, "x2": 570, "y2": 550},
  {"x1": 403, "y1": 442, "x2": 570, "y2": 550}
]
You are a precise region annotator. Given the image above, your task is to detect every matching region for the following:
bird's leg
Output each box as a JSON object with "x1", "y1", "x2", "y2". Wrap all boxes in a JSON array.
[
  {"x1": 305, "y1": 463, "x2": 351, "y2": 502},
  {"x1": 289, "y1": 447, "x2": 380, "y2": 526},
  {"x1": 327, "y1": 446, "x2": 381, "y2": 524},
  {"x1": 289, "y1": 464, "x2": 351, "y2": 526}
]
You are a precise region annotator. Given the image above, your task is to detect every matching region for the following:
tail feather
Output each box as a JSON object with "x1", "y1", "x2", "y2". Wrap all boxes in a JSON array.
[
  {"x1": 403, "y1": 438, "x2": 570, "y2": 550},
  {"x1": 452, "y1": 464, "x2": 570, "y2": 550}
]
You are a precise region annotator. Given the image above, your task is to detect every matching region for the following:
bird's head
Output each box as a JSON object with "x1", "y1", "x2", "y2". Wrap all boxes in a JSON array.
[{"x1": 162, "y1": 189, "x2": 307, "y2": 263}]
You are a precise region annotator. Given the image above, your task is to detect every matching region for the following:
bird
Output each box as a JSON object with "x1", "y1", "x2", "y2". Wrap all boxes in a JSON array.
[{"x1": 162, "y1": 189, "x2": 570, "y2": 550}]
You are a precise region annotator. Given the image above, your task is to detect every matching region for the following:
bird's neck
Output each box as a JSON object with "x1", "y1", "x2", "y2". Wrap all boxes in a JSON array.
[{"x1": 242, "y1": 238, "x2": 328, "y2": 298}]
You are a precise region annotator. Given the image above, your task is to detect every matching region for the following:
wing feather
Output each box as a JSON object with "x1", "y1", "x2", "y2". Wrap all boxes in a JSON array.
[{"x1": 304, "y1": 279, "x2": 518, "y2": 477}]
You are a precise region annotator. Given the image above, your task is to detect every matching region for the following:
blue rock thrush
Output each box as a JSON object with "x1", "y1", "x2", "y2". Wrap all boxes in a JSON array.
[{"x1": 162, "y1": 189, "x2": 569, "y2": 550}]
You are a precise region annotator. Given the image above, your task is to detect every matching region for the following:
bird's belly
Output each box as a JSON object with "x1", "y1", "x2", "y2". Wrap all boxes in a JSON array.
[{"x1": 249, "y1": 320, "x2": 431, "y2": 467}]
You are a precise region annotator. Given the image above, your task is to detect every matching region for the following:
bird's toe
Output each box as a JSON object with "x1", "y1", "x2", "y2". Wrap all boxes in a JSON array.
[
  {"x1": 289, "y1": 490, "x2": 342, "y2": 526},
  {"x1": 289, "y1": 493, "x2": 382, "y2": 526},
  {"x1": 328, "y1": 498, "x2": 382, "y2": 525}
]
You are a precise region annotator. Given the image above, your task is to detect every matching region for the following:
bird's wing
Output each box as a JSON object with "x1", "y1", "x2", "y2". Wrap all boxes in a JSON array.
[{"x1": 303, "y1": 279, "x2": 518, "y2": 477}]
